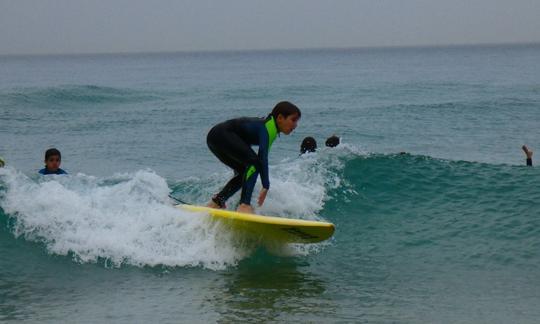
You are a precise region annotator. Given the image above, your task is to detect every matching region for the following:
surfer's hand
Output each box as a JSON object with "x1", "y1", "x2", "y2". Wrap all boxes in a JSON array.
[{"x1": 258, "y1": 188, "x2": 268, "y2": 206}]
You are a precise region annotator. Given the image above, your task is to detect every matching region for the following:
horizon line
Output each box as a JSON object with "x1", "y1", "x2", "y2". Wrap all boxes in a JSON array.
[{"x1": 1, "y1": 41, "x2": 539, "y2": 58}]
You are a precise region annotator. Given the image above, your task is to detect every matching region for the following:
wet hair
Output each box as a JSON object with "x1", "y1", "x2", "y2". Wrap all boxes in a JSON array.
[
  {"x1": 270, "y1": 101, "x2": 301, "y2": 120},
  {"x1": 300, "y1": 136, "x2": 317, "y2": 154},
  {"x1": 325, "y1": 135, "x2": 340, "y2": 148},
  {"x1": 44, "y1": 148, "x2": 62, "y2": 161}
]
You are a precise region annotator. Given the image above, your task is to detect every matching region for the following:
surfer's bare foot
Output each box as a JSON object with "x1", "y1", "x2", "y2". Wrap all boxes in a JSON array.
[
  {"x1": 237, "y1": 203, "x2": 254, "y2": 214},
  {"x1": 522, "y1": 145, "x2": 533, "y2": 159},
  {"x1": 208, "y1": 195, "x2": 227, "y2": 209},
  {"x1": 207, "y1": 200, "x2": 220, "y2": 209}
]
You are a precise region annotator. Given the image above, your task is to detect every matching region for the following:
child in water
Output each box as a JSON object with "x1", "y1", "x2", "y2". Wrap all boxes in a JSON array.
[
  {"x1": 39, "y1": 148, "x2": 68, "y2": 175},
  {"x1": 300, "y1": 136, "x2": 317, "y2": 154},
  {"x1": 207, "y1": 101, "x2": 301, "y2": 214},
  {"x1": 299, "y1": 135, "x2": 339, "y2": 154},
  {"x1": 325, "y1": 135, "x2": 340, "y2": 147}
]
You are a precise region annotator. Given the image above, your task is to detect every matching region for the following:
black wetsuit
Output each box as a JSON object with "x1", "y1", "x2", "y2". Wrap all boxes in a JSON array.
[{"x1": 207, "y1": 116, "x2": 277, "y2": 207}]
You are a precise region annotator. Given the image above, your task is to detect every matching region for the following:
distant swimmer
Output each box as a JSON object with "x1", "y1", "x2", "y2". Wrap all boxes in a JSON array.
[
  {"x1": 301, "y1": 135, "x2": 341, "y2": 154},
  {"x1": 522, "y1": 145, "x2": 533, "y2": 166},
  {"x1": 300, "y1": 136, "x2": 317, "y2": 154},
  {"x1": 39, "y1": 148, "x2": 68, "y2": 175},
  {"x1": 0, "y1": 156, "x2": 5, "y2": 168},
  {"x1": 325, "y1": 135, "x2": 340, "y2": 148},
  {"x1": 207, "y1": 101, "x2": 301, "y2": 214}
]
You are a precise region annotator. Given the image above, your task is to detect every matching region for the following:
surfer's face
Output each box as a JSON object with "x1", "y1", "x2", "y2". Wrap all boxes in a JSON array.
[
  {"x1": 45, "y1": 155, "x2": 61, "y2": 171},
  {"x1": 277, "y1": 113, "x2": 300, "y2": 135}
]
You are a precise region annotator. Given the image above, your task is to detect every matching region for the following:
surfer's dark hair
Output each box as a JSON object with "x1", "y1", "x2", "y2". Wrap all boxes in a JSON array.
[
  {"x1": 45, "y1": 148, "x2": 61, "y2": 161},
  {"x1": 270, "y1": 101, "x2": 301, "y2": 119}
]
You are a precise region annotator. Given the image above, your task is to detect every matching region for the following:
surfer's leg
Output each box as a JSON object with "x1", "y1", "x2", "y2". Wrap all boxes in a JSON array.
[
  {"x1": 212, "y1": 170, "x2": 243, "y2": 208},
  {"x1": 207, "y1": 128, "x2": 258, "y2": 208},
  {"x1": 207, "y1": 144, "x2": 244, "y2": 208}
]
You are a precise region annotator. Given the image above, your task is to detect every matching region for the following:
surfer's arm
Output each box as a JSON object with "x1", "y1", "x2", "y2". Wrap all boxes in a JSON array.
[
  {"x1": 258, "y1": 126, "x2": 270, "y2": 189},
  {"x1": 257, "y1": 128, "x2": 270, "y2": 206},
  {"x1": 522, "y1": 145, "x2": 533, "y2": 166}
]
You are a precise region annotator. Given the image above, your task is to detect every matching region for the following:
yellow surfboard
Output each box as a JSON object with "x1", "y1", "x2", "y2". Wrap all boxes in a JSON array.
[{"x1": 176, "y1": 204, "x2": 335, "y2": 244}]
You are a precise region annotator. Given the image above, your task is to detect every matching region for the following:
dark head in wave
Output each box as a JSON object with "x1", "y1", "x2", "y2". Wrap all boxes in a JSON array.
[
  {"x1": 325, "y1": 135, "x2": 340, "y2": 148},
  {"x1": 300, "y1": 136, "x2": 317, "y2": 154}
]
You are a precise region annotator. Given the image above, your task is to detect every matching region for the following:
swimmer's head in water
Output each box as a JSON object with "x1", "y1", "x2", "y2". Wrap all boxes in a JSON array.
[
  {"x1": 325, "y1": 135, "x2": 340, "y2": 148},
  {"x1": 44, "y1": 148, "x2": 62, "y2": 171},
  {"x1": 300, "y1": 137, "x2": 317, "y2": 154}
]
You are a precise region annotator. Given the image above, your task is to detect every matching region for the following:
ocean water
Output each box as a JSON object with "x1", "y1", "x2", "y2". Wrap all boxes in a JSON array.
[{"x1": 1, "y1": 44, "x2": 540, "y2": 323}]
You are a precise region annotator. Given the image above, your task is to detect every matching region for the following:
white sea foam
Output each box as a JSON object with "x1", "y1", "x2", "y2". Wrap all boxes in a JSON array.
[
  {"x1": 262, "y1": 143, "x2": 359, "y2": 217},
  {"x1": 0, "y1": 168, "x2": 251, "y2": 270},
  {"x1": 0, "y1": 147, "x2": 353, "y2": 269}
]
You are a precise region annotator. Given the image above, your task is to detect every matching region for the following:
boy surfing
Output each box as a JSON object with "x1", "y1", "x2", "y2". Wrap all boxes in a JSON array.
[{"x1": 207, "y1": 101, "x2": 301, "y2": 214}]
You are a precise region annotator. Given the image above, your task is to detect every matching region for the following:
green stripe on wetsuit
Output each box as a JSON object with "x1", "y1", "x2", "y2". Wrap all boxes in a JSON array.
[{"x1": 245, "y1": 116, "x2": 278, "y2": 180}]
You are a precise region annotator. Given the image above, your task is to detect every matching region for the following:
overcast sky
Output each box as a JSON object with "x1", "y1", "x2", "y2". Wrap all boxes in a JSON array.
[{"x1": 1, "y1": 0, "x2": 539, "y2": 55}]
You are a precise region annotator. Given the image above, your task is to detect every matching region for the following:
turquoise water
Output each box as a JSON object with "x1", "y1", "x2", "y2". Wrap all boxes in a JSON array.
[{"x1": 1, "y1": 45, "x2": 540, "y2": 322}]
